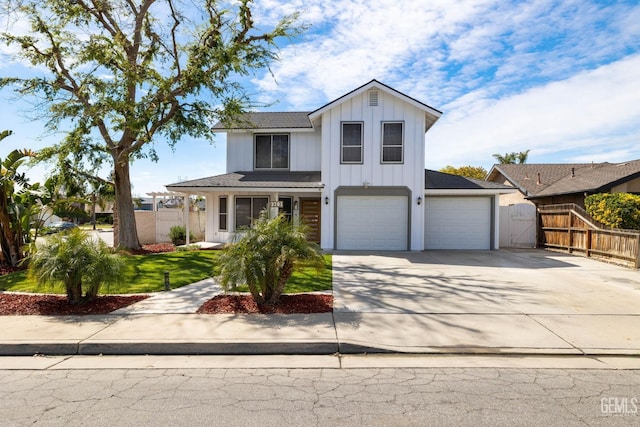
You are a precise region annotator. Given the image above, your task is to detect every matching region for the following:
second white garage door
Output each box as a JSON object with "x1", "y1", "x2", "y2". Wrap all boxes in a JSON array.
[
  {"x1": 425, "y1": 197, "x2": 492, "y2": 250},
  {"x1": 337, "y1": 196, "x2": 408, "y2": 250}
]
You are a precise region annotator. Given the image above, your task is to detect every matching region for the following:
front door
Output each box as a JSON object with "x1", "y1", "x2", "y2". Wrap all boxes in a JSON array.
[{"x1": 300, "y1": 198, "x2": 321, "y2": 243}]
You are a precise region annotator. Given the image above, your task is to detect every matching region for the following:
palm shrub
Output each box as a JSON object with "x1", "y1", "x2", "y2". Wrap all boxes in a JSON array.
[
  {"x1": 215, "y1": 211, "x2": 324, "y2": 305},
  {"x1": 28, "y1": 228, "x2": 125, "y2": 305}
]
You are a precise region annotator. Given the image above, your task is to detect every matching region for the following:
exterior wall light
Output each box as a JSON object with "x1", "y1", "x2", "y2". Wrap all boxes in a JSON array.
[
  {"x1": 293, "y1": 200, "x2": 299, "y2": 210},
  {"x1": 417, "y1": 196, "x2": 422, "y2": 205},
  {"x1": 325, "y1": 196, "x2": 329, "y2": 205}
]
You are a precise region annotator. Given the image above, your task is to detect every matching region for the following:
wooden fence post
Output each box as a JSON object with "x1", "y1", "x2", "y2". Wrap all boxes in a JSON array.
[{"x1": 586, "y1": 229, "x2": 592, "y2": 258}]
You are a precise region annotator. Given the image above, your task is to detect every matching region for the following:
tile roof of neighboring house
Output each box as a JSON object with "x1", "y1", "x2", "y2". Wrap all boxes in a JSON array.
[
  {"x1": 166, "y1": 171, "x2": 323, "y2": 189},
  {"x1": 488, "y1": 160, "x2": 640, "y2": 198},
  {"x1": 425, "y1": 170, "x2": 512, "y2": 190},
  {"x1": 213, "y1": 112, "x2": 312, "y2": 130}
]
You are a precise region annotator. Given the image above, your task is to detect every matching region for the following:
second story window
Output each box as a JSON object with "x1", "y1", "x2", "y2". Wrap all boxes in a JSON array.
[
  {"x1": 255, "y1": 134, "x2": 289, "y2": 169},
  {"x1": 341, "y1": 122, "x2": 363, "y2": 164},
  {"x1": 381, "y1": 122, "x2": 404, "y2": 163}
]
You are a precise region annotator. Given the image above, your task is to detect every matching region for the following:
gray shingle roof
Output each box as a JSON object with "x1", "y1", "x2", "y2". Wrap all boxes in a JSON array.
[
  {"x1": 213, "y1": 112, "x2": 312, "y2": 130},
  {"x1": 488, "y1": 161, "x2": 640, "y2": 198},
  {"x1": 425, "y1": 170, "x2": 512, "y2": 190},
  {"x1": 489, "y1": 163, "x2": 597, "y2": 196},
  {"x1": 166, "y1": 171, "x2": 323, "y2": 189},
  {"x1": 535, "y1": 159, "x2": 640, "y2": 197}
]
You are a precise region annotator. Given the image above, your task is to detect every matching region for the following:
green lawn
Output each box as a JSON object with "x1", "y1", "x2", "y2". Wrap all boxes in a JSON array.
[{"x1": 0, "y1": 252, "x2": 332, "y2": 294}]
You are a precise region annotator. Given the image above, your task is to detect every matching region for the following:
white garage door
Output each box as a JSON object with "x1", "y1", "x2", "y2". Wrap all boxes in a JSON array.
[
  {"x1": 337, "y1": 196, "x2": 408, "y2": 250},
  {"x1": 425, "y1": 197, "x2": 491, "y2": 250}
]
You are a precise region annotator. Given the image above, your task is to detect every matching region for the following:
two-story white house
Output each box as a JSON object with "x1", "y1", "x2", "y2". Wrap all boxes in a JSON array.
[{"x1": 166, "y1": 80, "x2": 512, "y2": 251}]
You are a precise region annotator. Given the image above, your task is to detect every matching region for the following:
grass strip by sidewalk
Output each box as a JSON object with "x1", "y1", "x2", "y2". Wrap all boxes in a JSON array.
[{"x1": 0, "y1": 252, "x2": 332, "y2": 294}]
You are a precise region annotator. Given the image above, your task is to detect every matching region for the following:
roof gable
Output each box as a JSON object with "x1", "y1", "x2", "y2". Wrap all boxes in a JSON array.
[{"x1": 308, "y1": 79, "x2": 442, "y2": 131}]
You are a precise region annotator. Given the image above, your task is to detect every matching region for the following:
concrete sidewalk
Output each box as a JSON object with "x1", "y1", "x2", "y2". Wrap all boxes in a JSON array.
[{"x1": 1, "y1": 310, "x2": 640, "y2": 356}]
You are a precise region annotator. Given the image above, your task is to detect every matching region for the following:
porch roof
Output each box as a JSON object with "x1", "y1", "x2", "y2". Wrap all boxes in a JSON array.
[{"x1": 165, "y1": 171, "x2": 323, "y2": 192}]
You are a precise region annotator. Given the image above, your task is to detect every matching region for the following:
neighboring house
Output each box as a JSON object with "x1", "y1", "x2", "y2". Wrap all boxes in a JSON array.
[
  {"x1": 166, "y1": 80, "x2": 513, "y2": 250},
  {"x1": 486, "y1": 160, "x2": 640, "y2": 247}
]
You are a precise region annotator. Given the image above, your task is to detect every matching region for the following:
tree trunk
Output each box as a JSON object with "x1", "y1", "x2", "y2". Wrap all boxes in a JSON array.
[
  {"x1": 0, "y1": 197, "x2": 20, "y2": 266},
  {"x1": 67, "y1": 280, "x2": 83, "y2": 305},
  {"x1": 112, "y1": 152, "x2": 141, "y2": 250},
  {"x1": 268, "y1": 261, "x2": 294, "y2": 304}
]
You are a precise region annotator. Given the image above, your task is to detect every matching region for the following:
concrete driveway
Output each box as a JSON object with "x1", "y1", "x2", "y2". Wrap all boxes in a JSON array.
[{"x1": 332, "y1": 249, "x2": 640, "y2": 354}]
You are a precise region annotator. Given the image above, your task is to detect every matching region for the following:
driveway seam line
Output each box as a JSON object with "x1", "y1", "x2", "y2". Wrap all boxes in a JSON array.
[{"x1": 526, "y1": 314, "x2": 585, "y2": 355}]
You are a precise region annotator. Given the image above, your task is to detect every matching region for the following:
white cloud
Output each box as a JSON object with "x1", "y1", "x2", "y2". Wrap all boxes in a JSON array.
[{"x1": 424, "y1": 54, "x2": 640, "y2": 169}]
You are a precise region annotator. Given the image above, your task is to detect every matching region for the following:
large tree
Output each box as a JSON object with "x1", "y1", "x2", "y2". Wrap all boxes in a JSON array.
[{"x1": 0, "y1": 0, "x2": 301, "y2": 249}]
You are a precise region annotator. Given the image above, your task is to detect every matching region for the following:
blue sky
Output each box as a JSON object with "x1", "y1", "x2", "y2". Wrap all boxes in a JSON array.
[{"x1": 1, "y1": 0, "x2": 639, "y2": 196}]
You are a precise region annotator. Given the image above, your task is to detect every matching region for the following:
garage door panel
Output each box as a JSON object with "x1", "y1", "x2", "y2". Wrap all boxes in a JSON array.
[
  {"x1": 337, "y1": 196, "x2": 408, "y2": 250},
  {"x1": 425, "y1": 197, "x2": 491, "y2": 250}
]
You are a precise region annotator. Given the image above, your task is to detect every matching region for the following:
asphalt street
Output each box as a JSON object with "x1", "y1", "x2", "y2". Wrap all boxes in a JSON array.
[{"x1": 1, "y1": 361, "x2": 639, "y2": 426}]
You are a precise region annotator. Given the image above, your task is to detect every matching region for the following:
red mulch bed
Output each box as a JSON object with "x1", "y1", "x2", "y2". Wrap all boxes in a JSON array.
[
  {"x1": 197, "y1": 294, "x2": 333, "y2": 314},
  {"x1": 0, "y1": 294, "x2": 148, "y2": 316},
  {"x1": 125, "y1": 243, "x2": 176, "y2": 255},
  {"x1": 0, "y1": 266, "x2": 24, "y2": 275}
]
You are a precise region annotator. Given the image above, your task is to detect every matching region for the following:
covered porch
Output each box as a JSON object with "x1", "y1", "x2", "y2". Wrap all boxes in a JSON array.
[{"x1": 164, "y1": 171, "x2": 324, "y2": 246}]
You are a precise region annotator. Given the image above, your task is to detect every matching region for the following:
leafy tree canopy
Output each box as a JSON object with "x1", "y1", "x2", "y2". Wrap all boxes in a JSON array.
[
  {"x1": 0, "y1": 0, "x2": 303, "y2": 249},
  {"x1": 439, "y1": 165, "x2": 488, "y2": 180}
]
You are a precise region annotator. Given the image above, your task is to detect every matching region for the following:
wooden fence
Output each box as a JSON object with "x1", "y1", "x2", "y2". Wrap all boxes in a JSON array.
[{"x1": 538, "y1": 204, "x2": 640, "y2": 268}]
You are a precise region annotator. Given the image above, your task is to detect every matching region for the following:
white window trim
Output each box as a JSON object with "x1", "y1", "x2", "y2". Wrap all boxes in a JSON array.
[
  {"x1": 234, "y1": 196, "x2": 270, "y2": 230},
  {"x1": 254, "y1": 134, "x2": 290, "y2": 170},
  {"x1": 381, "y1": 121, "x2": 404, "y2": 164},
  {"x1": 341, "y1": 121, "x2": 364, "y2": 164}
]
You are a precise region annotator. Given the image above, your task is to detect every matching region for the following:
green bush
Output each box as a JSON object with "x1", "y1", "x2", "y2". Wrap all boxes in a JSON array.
[
  {"x1": 215, "y1": 212, "x2": 324, "y2": 305},
  {"x1": 584, "y1": 193, "x2": 640, "y2": 230},
  {"x1": 168, "y1": 225, "x2": 195, "y2": 246},
  {"x1": 28, "y1": 228, "x2": 125, "y2": 304}
]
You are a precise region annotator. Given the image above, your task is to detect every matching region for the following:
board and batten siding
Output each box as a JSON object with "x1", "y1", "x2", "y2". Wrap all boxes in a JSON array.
[
  {"x1": 226, "y1": 131, "x2": 321, "y2": 172},
  {"x1": 320, "y1": 89, "x2": 427, "y2": 250}
]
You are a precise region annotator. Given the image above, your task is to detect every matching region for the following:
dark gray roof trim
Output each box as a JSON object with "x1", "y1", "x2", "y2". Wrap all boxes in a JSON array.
[
  {"x1": 425, "y1": 170, "x2": 511, "y2": 190},
  {"x1": 213, "y1": 112, "x2": 312, "y2": 130},
  {"x1": 167, "y1": 171, "x2": 323, "y2": 189}
]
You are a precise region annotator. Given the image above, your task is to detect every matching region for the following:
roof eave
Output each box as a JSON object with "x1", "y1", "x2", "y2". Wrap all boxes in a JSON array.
[
  {"x1": 165, "y1": 185, "x2": 323, "y2": 193},
  {"x1": 425, "y1": 189, "x2": 516, "y2": 196}
]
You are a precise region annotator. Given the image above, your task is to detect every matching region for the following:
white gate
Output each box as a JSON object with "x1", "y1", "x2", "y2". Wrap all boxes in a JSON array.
[
  {"x1": 156, "y1": 209, "x2": 183, "y2": 243},
  {"x1": 499, "y1": 203, "x2": 536, "y2": 248}
]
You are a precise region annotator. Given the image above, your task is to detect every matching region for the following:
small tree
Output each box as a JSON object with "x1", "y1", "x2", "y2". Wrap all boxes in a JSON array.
[
  {"x1": 28, "y1": 228, "x2": 125, "y2": 304},
  {"x1": 585, "y1": 193, "x2": 640, "y2": 230},
  {"x1": 168, "y1": 225, "x2": 195, "y2": 246},
  {"x1": 216, "y1": 211, "x2": 324, "y2": 305}
]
